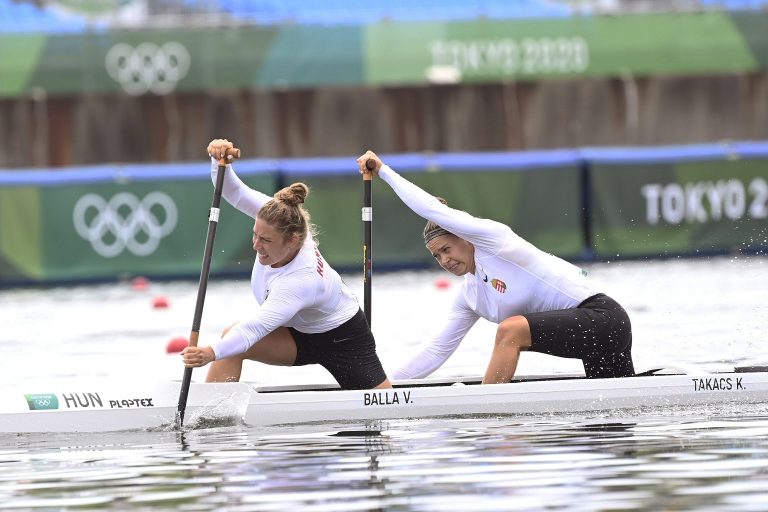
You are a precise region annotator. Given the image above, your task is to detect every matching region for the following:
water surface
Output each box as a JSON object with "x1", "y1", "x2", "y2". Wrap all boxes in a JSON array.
[{"x1": 2, "y1": 256, "x2": 768, "y2": 510}]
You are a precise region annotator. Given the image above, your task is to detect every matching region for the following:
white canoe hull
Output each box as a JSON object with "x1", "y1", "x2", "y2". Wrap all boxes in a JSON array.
[
  {"x1": 247, "y1": 371, "x2": 768, "y2": 425},
  {"x1": 2, "y1": 370, "x2": 767, "y2": 433}
]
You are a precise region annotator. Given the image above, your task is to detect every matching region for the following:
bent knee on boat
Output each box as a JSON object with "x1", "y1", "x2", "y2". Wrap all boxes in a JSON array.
[{"x1": 495, "y1": 316, "x2": 532, "y2": 350}]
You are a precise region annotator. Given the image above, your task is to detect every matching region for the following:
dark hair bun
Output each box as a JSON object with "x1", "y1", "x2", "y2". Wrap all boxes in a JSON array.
[{"x1": 275, "y1": 182, "x2": 309, "y2": 207}]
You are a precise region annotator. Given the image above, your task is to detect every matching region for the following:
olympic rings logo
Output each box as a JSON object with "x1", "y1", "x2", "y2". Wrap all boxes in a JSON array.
[
  {"x1": 105, "y1": 42, "x2": 191, "y2": 95},
  {"x1": 25, "y1": 393, "x2": 59, "y2": 410},
  {"x1": 73, "y1": 192, "x2": 178, "y2": 258}
]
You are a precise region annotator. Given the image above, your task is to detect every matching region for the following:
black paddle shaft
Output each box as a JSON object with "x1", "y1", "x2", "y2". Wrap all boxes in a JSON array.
[
  {"x1": 362, "y1": 159, "x2": 375, "y2": 326},
  {"x1": 176, "y1": 149, "x2": 238, "y2": 428}
]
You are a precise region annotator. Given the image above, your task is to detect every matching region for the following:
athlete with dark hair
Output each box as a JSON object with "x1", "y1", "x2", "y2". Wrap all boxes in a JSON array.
[{"x1": 357, "y1": 150, "x2": 634, "y2": 384}]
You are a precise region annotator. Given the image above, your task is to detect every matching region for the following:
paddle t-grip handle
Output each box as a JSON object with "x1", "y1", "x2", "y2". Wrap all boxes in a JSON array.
[
  {"x1": 363, "y1": 158, "x2": 376, "y2": 181},
  {"x1": 216, "y1": 147, "x2": 241, "y2": 165}
]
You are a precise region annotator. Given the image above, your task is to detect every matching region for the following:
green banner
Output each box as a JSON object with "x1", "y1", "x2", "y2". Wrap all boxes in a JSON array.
[
  {"x1": 0, "y1": 165, "x2": 582, "y2": 284},
  {"x1": 0, "y1": 175, "x2": 275, "y2": 283},
  {"x1": 28, "y1": 28, "x2": 281, "y2": 96},
  {"x1": 365, "y1": 12, "x2": 764, "y2": 84},
  {"x1": 1, "y1": 12, "x2": 766, "y2": 98},
  {"x1": 0, "y1": 34, "x2": 48, "y2": 97},
  {"x1": 0, "y1": 187, "x2": 42, "y2": 280},
  {"x1": 590, "y1": 159, "x2": 768, "y2": 258},
  {"x1": 1, "y1": 25, "x2": 363, "y2": 98},
  {"x1": 288, "y1": 166, "x2": 584, "y2": 269}
]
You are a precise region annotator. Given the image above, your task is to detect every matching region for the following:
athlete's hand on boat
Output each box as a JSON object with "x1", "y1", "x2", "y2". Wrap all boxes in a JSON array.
[
  {"x1": 356, "y1": 150, "x2": 383, "y2": 176},
  {"x1": 207, "y1": 138, "x2": 235, "y2": 160},
  {"x1": 181, "y1": 345, "x2": 216, "y2": 368}
]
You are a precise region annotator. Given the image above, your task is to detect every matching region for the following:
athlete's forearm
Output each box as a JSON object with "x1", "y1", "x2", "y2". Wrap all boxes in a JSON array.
[
  {"x1": 391, "y1": 305, "x2": 478, "y2": 380},
  {"x1": 209, "y1": 280, "x2": 311, "y2": 360},
  {"x1": 210, "y1": 327, "x2": 251, "y2": 361},
  {"x1": 378, "y1": 165, "x2": 507, "y2": 250},
  {"x1": 378, "y1": 165, "x2": 453, "y2": 227},
  {"x1": 392, "y1": 345, "x2": 451, "y2": 380},
  {"x1": 209, "y1": 305, "x2": 291, "y2": 360},
  {"x1": 211, "y1": 158, "x2": 272, "y2": 218}
]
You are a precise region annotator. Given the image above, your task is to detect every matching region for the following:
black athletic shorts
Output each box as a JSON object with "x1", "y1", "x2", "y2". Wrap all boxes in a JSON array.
[
  {"x1": 523, "y1": 293, "x2": 634, "y2": 378},
  {"x1": 289, "y1": 309, "x2": 388, "y2": 390}
]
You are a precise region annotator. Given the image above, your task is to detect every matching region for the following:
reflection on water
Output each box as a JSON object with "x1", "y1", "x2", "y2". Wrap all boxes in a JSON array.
[{"x1": 2, "y1": 414, "x2": 768, "y2": 511}]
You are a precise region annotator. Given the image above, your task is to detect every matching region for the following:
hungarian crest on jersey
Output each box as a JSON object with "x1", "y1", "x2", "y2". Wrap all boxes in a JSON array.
[{"x1": 490, "y1": 278, "x2": 507, "y2": 293}]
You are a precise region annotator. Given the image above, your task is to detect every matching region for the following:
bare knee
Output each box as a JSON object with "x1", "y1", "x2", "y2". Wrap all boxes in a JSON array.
[{"x1": 495, "y1": 316, "x2": 532, "y2": 350}]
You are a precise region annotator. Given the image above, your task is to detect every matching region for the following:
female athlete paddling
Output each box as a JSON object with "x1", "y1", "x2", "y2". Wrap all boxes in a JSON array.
[
  {"x1": 182, "y1": 140, "x2": 391, "y2": 390},
  {"x1": 356, "y1": 150, "x2": 634, "y2": 383}
]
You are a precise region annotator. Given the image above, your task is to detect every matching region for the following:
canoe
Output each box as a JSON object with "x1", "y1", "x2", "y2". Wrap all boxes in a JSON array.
[{"x1": 2, "y1": 366, "x2": 767, "y2": 433}]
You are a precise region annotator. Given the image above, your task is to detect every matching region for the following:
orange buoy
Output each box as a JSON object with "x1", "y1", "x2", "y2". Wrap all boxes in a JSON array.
[{"x1": 166, "y1": 336, "x2": 189, "y2": 353}]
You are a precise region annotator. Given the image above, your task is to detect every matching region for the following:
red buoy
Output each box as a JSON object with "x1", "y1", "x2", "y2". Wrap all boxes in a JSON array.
[
  {"x1": 131, "y1": 276, "x2": 150, "y2": 291},
  {"x1": 152, "y1": 295, "x2": 170, "y2": 309},
  {"x1": 166, "y1": 336, "x2": 189, "y2": 353},
  {"x1": 435, "y1": 277, "x2": 452, "y2": 290}
]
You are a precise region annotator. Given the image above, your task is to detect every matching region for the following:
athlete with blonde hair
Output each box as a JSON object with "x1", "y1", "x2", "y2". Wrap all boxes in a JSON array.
[
  {"x1": 356, "y1": 150, "x2": 634, "y2": 384},
  {"x1": 182, "y1": 140, "x2": 391, "y2": 390}
]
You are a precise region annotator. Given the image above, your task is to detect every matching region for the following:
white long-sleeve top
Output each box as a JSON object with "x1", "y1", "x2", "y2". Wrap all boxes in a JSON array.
[
  {"x1": 208, "y1": 159, "x2": 360, "y2": 360},
  {"x1": 379, "y1": 164, "x2": 598, "y2": 379}
]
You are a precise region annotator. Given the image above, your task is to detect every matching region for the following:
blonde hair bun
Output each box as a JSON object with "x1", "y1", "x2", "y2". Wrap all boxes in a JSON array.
[{"x1": 274, "y1": 182, "x2": 309, "y2": 207}]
